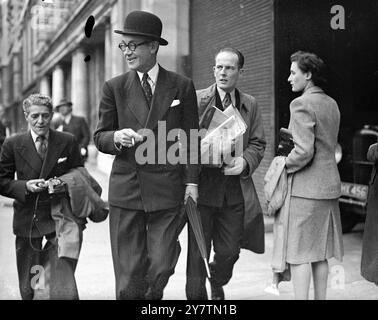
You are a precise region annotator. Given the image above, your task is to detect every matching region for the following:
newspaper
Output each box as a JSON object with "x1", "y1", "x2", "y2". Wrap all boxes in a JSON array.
[{"x1": 201, "y1": 106, "x2": 247, "y2": 166}]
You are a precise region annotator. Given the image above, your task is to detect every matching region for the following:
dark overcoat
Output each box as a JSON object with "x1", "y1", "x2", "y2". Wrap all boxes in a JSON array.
[
  {"x1": 63, "y1": 115, "x2": 90, "y2": 152},
  {"x1": 197, "y1": 84, "x2": 266, "y2": 253},
  {"x1": 361, "y1": 142, "x2": 378, "y2": 284}
]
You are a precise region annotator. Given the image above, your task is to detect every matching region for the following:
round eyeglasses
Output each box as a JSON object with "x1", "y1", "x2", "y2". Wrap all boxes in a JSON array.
[{"x1": 118, "y1": 40, "x2": 150, "y2": 52}]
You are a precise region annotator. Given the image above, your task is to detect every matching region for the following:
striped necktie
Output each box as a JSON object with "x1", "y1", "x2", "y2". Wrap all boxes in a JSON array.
[
  {"x1": 142, "y1": 73, "x2": 153, "y2": 107},
  {"x1": 36, "y1": 135, "x2": 47, "y2": 159},
  {"x1": 223, "y1": 92, "x2": 232, "y2": 109}
]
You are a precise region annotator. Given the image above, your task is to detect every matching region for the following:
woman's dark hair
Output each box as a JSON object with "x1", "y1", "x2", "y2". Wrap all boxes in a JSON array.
[{"x1": 290, "y1": 51, "x2": 328, "y2": 89}]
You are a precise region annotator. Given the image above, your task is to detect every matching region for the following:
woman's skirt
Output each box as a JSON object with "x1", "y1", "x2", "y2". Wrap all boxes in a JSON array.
[{"x1": 286, "y1": 196, "x2": 344, "y2": 264}]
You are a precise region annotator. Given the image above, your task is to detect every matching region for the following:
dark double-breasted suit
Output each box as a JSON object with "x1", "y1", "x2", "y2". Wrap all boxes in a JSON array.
[
  {"x1": 94, "y1": 65, "x2": 199, "y2": 299},
  {"x1": 0, "y1": 129, "x2": 83, "y2": 299},
  {"x1": 186, "y1": 84, "x2": 266, "y2": 299},
  {"x1": 62, "y1": 115, "x2": 90, "y2": 158}
]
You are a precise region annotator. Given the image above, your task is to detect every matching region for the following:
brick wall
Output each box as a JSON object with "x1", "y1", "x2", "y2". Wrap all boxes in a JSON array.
[{"x1": 190, "y1": 0, "x2": 275, "y2": 209}]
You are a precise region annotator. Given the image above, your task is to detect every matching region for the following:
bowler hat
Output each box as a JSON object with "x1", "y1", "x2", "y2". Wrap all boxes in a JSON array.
[
  {"x1": 55, "y1": 98, "x2": 73, "y2": 110},
  {"x1": 114, "y1": 10, "x2": 168, "y2": 46}
]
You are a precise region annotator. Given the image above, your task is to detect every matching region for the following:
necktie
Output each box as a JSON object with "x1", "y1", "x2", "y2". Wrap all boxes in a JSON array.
[
  {"x1": 142, "y1": 73, "x2": 153, "y2": 107},
  {"x1": 223, "y1": 92, "x2": 232, "y2": 109},
  {"x1": 63, "y1": 120, "x2": 68, "y2": 132},
  {"x1": 36, "y1": 135, "x2": 47, "y2": 159}
]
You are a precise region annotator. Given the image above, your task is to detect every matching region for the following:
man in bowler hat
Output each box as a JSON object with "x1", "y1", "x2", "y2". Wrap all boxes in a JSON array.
[
  {"x1": 185, "y1": 48, "x2": 266, "y2": 300},
  {"x1": 55, "y1": 99, "x2": 90, "y2": 161},
  {"x1": 94, "y1": 11, "x2": 199, "y2": 299}
]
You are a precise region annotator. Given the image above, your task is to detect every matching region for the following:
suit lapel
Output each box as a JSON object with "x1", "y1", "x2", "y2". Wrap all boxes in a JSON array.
[
  {"x1": 145, "y1": 66, "x2": 177, "y2": 131},
  {"x1": 198, "y1": 84, "x2": 216, "y2": 121},
  {"x1": 16, "y1": 132, "x2": 43, "y2": 174},
  {"x1": 124, "y1": 71, "x2": 150, "y2": 128},
  {"x1": 40, "y1": 130, "x2": 66, "y2": 179},
  {"x1": 198, "y1": 95, "x2": 216, "y2": 129},
  {"x1": 237, "y1": 89, "x2": 255, "y2": 148},
  {"x1": 237, "y1": 89, "x2": 251, "y2": 123},
  {"x1": 66, "y1": 115, "x2": 75, "y2": 130}
]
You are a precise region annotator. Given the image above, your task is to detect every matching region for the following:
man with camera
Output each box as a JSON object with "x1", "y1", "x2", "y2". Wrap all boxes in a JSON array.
[{"x1": 0, "y1": 93, "x2": 83, "y2": 299}]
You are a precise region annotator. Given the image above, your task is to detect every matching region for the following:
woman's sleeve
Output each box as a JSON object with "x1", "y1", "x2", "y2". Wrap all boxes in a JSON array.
[
  {"x1": 367, "y1": 142, "x2": 378, "y2": 163},
  {"x1": 285, "y1": 98, "x2": 316, "y2": 174}
]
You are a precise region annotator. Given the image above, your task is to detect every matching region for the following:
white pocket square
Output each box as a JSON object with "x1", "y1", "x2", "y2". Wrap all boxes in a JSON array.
[
  {"x1": 170, "y1": 99, "x2": 181, "y2": 107},
  {"x1": 57, "y1": 157, "x2": 67, "y2": 164}
]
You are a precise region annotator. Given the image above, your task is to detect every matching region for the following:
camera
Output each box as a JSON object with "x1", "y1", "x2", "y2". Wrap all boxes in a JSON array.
[
  {"x1": 277, "y1": 128, "x2": 294, "y2": 156},
  {"x1": 37, "y1": 177, "x2": 67, "y2": 194}
]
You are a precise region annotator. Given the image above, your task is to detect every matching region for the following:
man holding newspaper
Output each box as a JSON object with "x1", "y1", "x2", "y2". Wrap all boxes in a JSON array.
[{"x1": 186, "y1": 47, "x2": 266, "y2": 300}]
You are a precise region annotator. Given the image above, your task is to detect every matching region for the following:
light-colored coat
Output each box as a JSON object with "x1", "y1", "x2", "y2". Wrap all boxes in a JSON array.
[
  {"x1": 264, "y1": 156, "x2": 288, "y2": 216},
  {"x1": 285, "y1": 86, "x2": 341, "y2": 199},
  {"x1": 197, "y1": 84, "x2": 266, "y2": 253},
  {"x1": 51, "y1": 167, "x2": 108, "y2": 260}
]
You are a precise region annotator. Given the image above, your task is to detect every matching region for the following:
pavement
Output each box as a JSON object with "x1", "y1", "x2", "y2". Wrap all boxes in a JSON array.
[{"x1": 0, "y1": 162, "x2": 377, "y2": 300}]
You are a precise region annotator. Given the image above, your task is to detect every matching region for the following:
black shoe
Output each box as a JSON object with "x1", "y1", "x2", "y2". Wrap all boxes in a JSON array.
[{"x1": 211, "y1": 283, "x2": 225, "y2": 300}]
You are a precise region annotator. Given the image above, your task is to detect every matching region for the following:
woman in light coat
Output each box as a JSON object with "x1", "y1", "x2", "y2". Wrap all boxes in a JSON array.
[{"x1": 285, "y1": 51, "x2": 343, "y2": 299}]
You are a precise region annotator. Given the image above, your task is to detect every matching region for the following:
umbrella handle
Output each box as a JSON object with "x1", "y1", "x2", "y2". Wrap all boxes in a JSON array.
[{"x1": 204, "y1": 258, "x2": 211, "y2": 279}]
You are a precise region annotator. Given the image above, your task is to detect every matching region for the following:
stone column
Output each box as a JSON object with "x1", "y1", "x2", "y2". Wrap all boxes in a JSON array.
[
  {"x1": 52, "y1": 65, "x2": 65, "y2": 106},
  {"x1": 110, "y1": 0, "x2": 140, "y2": 76},
  {"x1": 71, "y1": 48, "x2": 87, "y2": 117},
  {"x1": 1, "y1": 65, "x2": 10, "y2": 106},
  {"x1": 146, "y1": 0, "x2": 190, "y2": 75},
  {"x1": 111, "y1": 0, "x2": 126, "y2": 76},
  {"x1": 176, "y1": 0, "x2": 190, "y2": 76},
  {"x1": 104, "y1": 21, "x2": 113, "y2": 81},
  {"x1": 39, "y1": 75, "x2": 51, "y2": 97},
  {"x1": 13, "y1": 53, "x2": 22, "y2": 101}
]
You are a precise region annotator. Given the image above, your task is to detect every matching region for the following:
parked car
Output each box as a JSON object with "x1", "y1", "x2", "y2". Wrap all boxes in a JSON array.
[{"x1": 337, "y1": 125, "x2": 378, "y2": 233}]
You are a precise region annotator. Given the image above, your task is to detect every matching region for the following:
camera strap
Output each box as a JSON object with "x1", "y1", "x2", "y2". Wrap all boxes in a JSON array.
[{"x1": 29, "y1": 193, "x2": 53, "y2": 252}]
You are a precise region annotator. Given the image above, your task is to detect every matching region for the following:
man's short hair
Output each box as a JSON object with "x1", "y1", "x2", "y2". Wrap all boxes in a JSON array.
[
  {"x1": 215, "y1": 47, "x2": 245, "y2": 69},
  {"x1": 23, "y1": 93, "x2": 53, "y2": 114}
]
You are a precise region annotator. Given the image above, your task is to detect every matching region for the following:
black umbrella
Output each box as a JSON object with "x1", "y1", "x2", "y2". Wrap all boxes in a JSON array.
[{"x1": 185, "y1": 196, "x2": 211, "y2": 279}]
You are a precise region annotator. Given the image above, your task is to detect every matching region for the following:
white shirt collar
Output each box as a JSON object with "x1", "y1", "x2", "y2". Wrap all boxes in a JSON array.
[
  {"x1": 30, "y1": 129, "x2": 49, "y2": 143},
  {"x1": 137, "y1": 63, "x2": 159, "y2": 87},
  {"x1": 64, "y1": 113, "x2": 72, "y2": 124},
  {"x1": 216, "y1": 86, "x2": 236, "y2": 107}
]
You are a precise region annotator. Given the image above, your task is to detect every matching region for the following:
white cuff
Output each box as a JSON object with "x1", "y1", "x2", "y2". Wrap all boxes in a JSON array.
[{"x1": 186, "y1": 183, "x2": 198, "y2": 187}]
